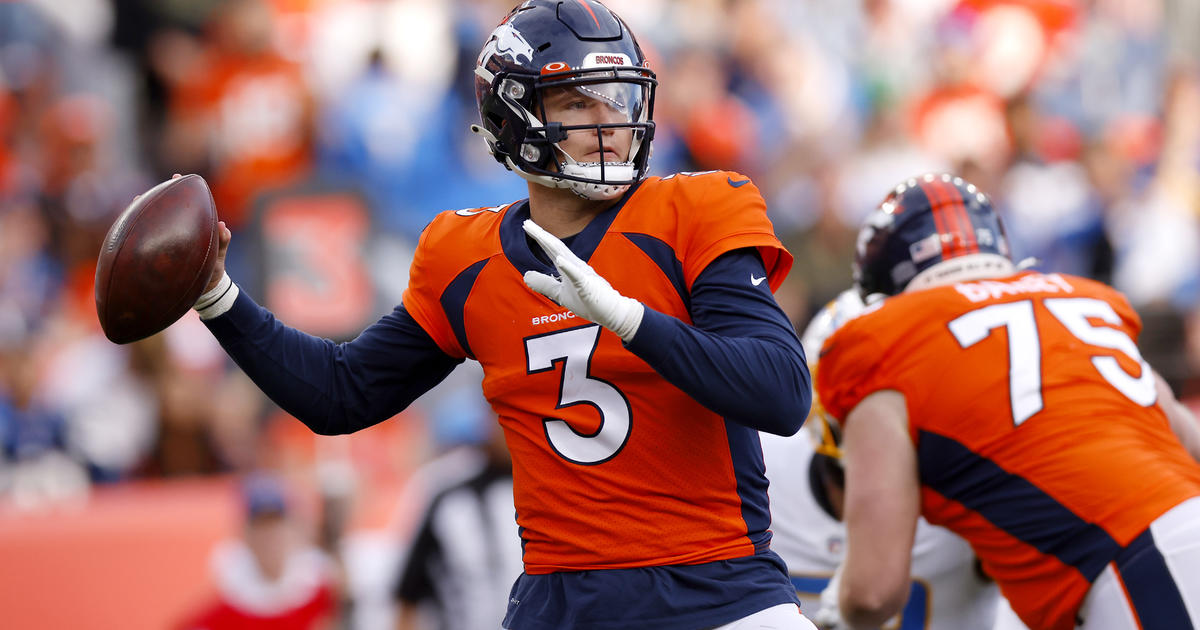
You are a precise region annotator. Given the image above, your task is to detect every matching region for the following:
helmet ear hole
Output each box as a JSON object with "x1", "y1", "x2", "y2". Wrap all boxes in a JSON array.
[
  {"x1": 520, "y1": 144, "x2": 541, "y2": 162},
  {"x1": 502, "y1": 78, "x2": 527, "y2": 101}
]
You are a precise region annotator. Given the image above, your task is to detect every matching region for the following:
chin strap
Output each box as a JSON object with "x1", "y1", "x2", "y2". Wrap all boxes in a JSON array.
[{"x1": 557, "y1": 161, "x2": 633, "y2": 200}]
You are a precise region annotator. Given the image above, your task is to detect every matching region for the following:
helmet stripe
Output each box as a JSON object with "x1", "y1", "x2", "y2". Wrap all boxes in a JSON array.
[
  {"x1": 922, "y1": 178, "x2": 974, "y2": 259},
  {"x1": 942, "y1": 179, "x2": 979, "y2": 255},
  {"x1": 917, "y1": 179, "x2": 951, "y2": 260},
  {"x1": 575, "y1": 0, "x2": 602, "y2": 28},
  {"x1": 939, "y1": 180, "x2": 972, "y2": 257}
]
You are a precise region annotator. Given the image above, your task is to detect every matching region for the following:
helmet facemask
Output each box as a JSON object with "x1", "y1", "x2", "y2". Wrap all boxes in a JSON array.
[{"x1": 474, "y1": 64, "x2": 656, "y2": 200}]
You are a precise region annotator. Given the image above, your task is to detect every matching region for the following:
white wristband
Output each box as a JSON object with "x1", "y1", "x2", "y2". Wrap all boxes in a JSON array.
[{"x1": 194, "y1": 271, "x2": 239, "y2": 320}]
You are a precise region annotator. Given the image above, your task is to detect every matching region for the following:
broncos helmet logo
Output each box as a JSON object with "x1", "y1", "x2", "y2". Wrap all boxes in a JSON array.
[{"x1": 478, "y1": 23, "x2": 535, "y2": 66}]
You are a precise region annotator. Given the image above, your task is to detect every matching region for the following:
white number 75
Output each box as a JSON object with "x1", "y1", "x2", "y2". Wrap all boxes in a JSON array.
[{"x1": 948, "y1": 297, "x2": 1156, "y2": 427}]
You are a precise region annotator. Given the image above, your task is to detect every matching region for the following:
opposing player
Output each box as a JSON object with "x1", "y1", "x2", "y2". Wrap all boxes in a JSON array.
[
  {"x1": 763, "y1": 288, "x2": 1007, "y2": 630},
  {"x1": 185, "y1": 2, "x2": 815, "y2": 629},
  {"x1": 815, "y1": 174, "x2": 1200, "y2": 630}
]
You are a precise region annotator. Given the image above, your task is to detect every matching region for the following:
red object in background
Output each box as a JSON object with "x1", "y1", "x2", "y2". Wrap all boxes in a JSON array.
[
  {"x1": 176, "y1": 582, "x2": 336, "y2": 630},
  {"x1": 683, "y1": 98, "x2": 758, "y2": 172},
  {"x1": 956, "y1": 0, "x2": 1078, "y2": 31},
  {"x1": 956, "y1": 0, "x2": 1078, "y2": 35},
  {"x1": 1034, "y1": 115, "x2": 1083, "y2": 162},
  {"x1": 1104, "y1": 114, "x2": 1164, "y2": 166},
  {"x1": 945, "y1": 0, "x2": 1081, "y2": 98},
  {"x1": 910, "y1": 83, "x2": 1012, "y2": 171},
  {"x1": 0, "y1": 91, "x2": 14, "y2": 193},
  {"x1": 258, "y1": 192, "x2": 374, "y2": 340},
  {"x1": 0, "y1": 471, "x2": 415, "y2": 630},
  {"x1": 0, "y1": 479, "x2": 239, "y2": 630}
]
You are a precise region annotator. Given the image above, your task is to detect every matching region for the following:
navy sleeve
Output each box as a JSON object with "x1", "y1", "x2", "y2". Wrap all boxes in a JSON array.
[
  {"x1": 203, "y1": 289, "x2": 463, "y2": 435},
  {"x1": 624, "y1": 249, "x2": 810, "y2": 435}
]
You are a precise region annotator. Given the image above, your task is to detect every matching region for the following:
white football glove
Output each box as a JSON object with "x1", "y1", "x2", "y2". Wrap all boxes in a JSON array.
[{"x1": 522, "y1": 219, "x2": 644, "y2": 343}]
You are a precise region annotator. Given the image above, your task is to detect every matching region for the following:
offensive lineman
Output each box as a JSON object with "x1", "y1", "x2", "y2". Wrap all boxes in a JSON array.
[{"x1": 817, "y1": 174, "x2": 1200, "y2": 630}]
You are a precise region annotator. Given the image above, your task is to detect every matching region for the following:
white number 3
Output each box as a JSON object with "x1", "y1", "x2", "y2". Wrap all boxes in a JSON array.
[
  {"x1": 525, "y1": 325, "x2": 632, "y2": 464},
  {"x1": 948, "y1": 297, "x2": 1156, "y2": 427}
]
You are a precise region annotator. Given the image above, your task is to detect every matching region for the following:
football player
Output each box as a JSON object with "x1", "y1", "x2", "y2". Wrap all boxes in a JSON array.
[
  {"x1": 815, "y1": 174, "x2": 1200, "y2": 630},
  {"x1": 762, "y1": 288, "x2": 1014, "y2": 630},
  {"x1": 183, "y1": 1, "x2": 815, "y2": 629}
]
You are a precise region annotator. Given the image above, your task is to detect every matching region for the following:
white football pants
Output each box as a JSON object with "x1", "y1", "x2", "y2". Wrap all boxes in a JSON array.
[
  {"x1": 1076, "y1": 496, "x2": 1200, "y2": 630},
  {"x1": 709, "y1": 603, "x2": 819, "y2": 630}
]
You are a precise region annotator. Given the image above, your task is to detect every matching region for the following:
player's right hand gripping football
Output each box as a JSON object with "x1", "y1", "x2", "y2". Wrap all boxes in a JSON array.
[
  {"x1": 145, "y1": 172, "x2": 235, "y2": 318},
  {"x1": 193, "y1": 213, "x2": 234, "y2": 319},
  {"x1": 202, "y1": 219, "x2": 233, "y2": 294},
  {"x1": 522, "y1": 219, "x2": 644, "y2": 343}
]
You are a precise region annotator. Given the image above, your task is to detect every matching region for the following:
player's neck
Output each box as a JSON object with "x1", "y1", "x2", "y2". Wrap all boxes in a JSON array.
[{"x1": 527, "y1": 182, "x2": 618, "y2": 238}]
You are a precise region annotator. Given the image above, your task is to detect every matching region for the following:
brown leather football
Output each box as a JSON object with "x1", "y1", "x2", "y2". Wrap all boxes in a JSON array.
[{"x1": 95, "y1": 174, "x2": 219, "y2": 344}]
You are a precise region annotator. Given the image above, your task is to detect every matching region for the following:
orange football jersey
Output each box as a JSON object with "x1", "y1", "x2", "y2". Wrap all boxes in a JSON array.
[
  {"x1": 402, "y1": 171, "x2": 792, "y2": 574},
  {"x1": 817, "y1": 271, "x2": 1200, "y2": 630}
]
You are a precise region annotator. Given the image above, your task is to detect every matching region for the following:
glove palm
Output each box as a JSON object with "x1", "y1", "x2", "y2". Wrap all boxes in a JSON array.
[{"x1": 522, "y1": 219, "x2": 644, "y2": 342}]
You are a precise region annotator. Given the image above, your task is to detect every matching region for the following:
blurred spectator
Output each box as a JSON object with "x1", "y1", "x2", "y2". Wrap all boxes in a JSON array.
[
  {"x1": 133, "y1": 315, "x2": 258, "y2": 478},
  {"x1": 998, "y1": 94, "x2": 1111, "y2": 279},
  {"x1": 177, "y1": 473, "x2": 342, "y2": 630},
  {"x1": 0, "y1": 340, "x2": 90, "y2": 509},
  {"x1": 316, "y1": 39, "x2": 525, "y2": 241},
  {"x1": 162, "y1": 0, "x2": 315, "y2": 228}
]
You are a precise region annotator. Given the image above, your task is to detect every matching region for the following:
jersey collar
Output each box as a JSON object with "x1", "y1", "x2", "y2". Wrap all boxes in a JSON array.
[{"x1": 499, "y1": 181, "x2": 644, "y2": 276}]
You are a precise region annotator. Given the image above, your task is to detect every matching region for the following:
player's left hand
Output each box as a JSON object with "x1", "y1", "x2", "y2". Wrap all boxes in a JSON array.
[{"x1": 522, "y1": 219, "x2": 644, "y2": 342}]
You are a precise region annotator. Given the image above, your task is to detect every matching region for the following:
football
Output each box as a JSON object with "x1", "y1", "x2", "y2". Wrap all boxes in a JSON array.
[{"x1": 95, "y1": 174, "x2": 219, "y2": 344}]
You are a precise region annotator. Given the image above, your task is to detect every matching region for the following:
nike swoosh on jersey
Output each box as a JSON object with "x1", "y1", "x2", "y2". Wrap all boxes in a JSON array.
[
  {"x1": 751, "y1": 274, "x2": 767, "y2": 286},
  {"x1": 727, "y1": 177, "x2": 751, "y2": 188},
  {"x1": 455, "y1": 205, "x2": 504, "y2": 216}
]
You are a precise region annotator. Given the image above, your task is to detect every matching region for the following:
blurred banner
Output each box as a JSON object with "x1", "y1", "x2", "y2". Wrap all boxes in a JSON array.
[{"x1": 249, "y1": 185, "x2": 378, "y2": 341}]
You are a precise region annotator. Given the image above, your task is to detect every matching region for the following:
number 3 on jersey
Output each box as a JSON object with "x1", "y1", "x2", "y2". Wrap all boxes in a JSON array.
[
  {"x1": 525, "y1": 325, "x2": 632, "y2": 465},
  {"x1": 948, "y1": 297, "x2": 1156, "y2": 426}
]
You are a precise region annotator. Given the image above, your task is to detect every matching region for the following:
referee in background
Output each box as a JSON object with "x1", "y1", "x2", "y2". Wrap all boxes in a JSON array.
[{"x1": 393, "y1": 393, "x2": 520, "y2": 630}]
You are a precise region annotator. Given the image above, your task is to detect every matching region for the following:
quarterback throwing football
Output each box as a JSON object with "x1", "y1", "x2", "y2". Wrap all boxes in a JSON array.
[{"x1": 182, "y1": 2, "x2": 815, "y2": 629}]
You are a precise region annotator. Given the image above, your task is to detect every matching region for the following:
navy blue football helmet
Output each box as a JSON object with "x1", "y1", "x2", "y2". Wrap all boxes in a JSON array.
[
  {"x1": 471, "y1": 0, "x2": 656, "y2": 200},
  {"x1": 854, "y1": 174, "x2": 1013, "y2": 298}
]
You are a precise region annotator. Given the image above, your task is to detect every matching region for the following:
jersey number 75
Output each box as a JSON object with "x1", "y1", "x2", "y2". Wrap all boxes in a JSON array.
[{"x1": 948, "y1": 297, "x2": 1156, "y2": 427}]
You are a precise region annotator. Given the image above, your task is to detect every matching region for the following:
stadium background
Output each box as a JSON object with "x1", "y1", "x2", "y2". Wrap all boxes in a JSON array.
[{"x1": 1, "y1": 0, "x2": 1198, "y2": 628}]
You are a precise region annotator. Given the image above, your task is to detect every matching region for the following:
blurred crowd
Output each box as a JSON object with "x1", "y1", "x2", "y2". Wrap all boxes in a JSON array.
[{"x1": 2, "y1": 0, "x2": 1200, "y2": 618}]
